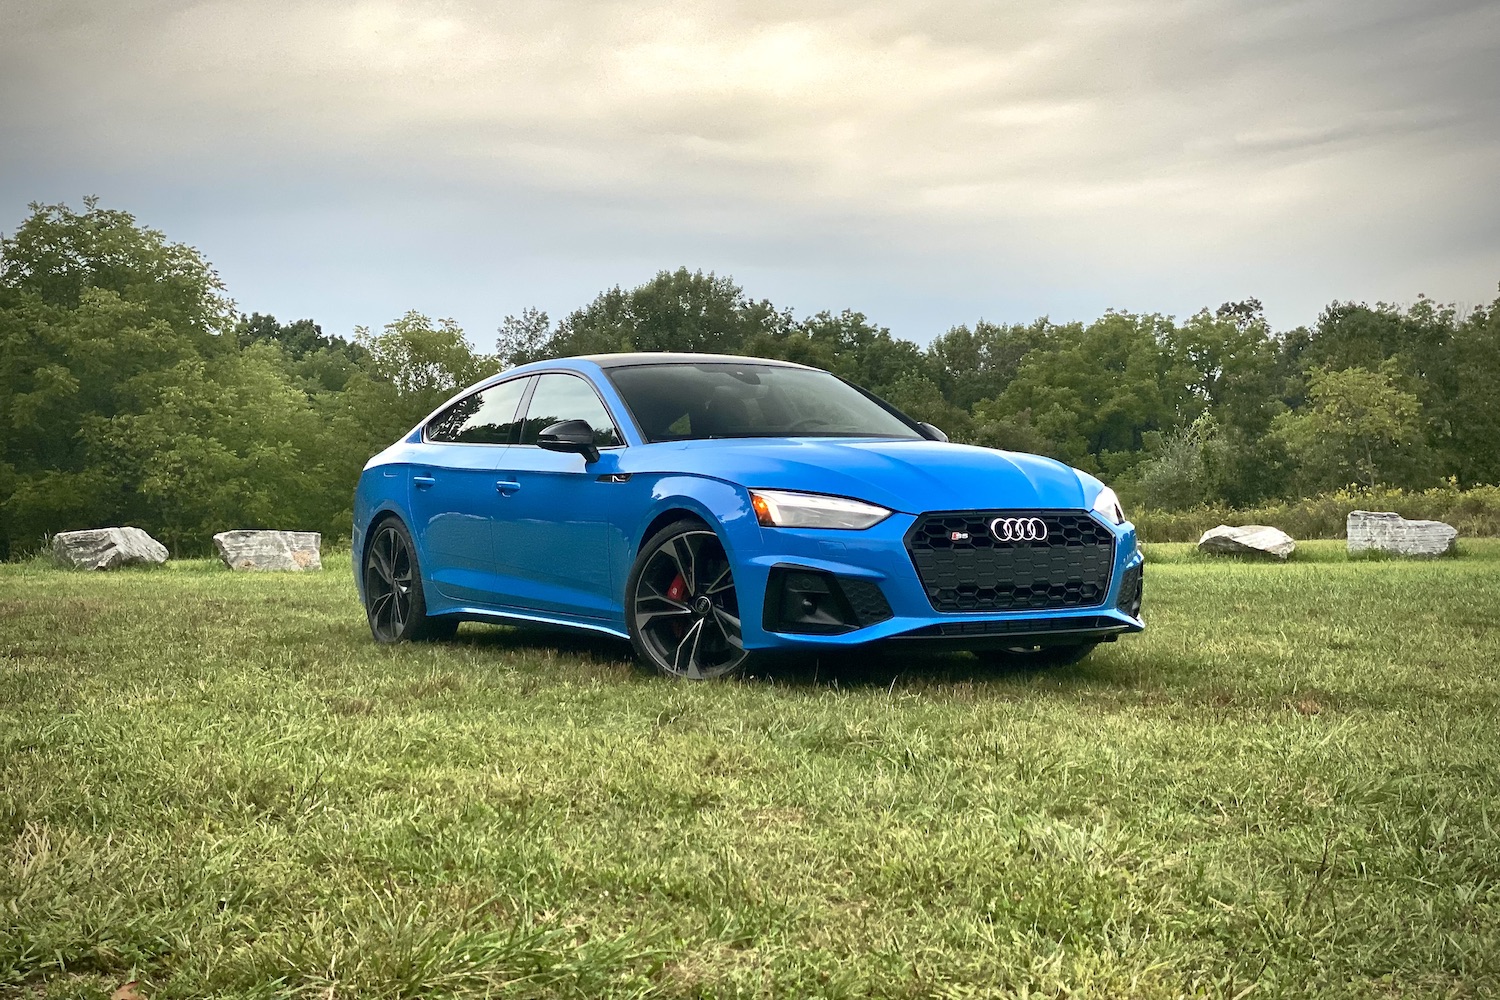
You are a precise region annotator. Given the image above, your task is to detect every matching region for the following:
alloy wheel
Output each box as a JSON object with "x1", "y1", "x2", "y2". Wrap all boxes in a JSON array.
[
  {"x1": 632, "y1": 529, "x2": 747, "y2": 679},
  {"x1": 364, "y1": 523, "x2": 414, "y2": 642}
]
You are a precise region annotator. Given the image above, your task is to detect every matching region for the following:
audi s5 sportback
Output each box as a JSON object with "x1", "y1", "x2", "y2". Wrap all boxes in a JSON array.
[{"x1": 352, "y1": 354, "x2": 1144, "y2": 679}]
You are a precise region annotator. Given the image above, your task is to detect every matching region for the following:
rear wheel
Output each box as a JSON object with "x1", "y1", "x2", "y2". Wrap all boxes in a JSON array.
[
  {"x1": 362, "y1": 518, "x2": 457, "y2": 643},
  {"x1": 627, "y1": 520, "x2": 750, "y2": 679}
]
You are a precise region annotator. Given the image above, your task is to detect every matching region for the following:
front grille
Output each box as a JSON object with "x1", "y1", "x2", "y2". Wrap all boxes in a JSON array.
[{"x1": 906, "y1": 510, "x2": 1115, "y2": 613}]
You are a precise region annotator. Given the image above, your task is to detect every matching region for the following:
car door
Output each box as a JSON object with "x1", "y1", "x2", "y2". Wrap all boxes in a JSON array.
[
  {"x1": 491, "y1": 372, "x2": 625, "y2": 619},
  {"x1": 408, "y1": 376, "x2": 530, "y2": 606}
]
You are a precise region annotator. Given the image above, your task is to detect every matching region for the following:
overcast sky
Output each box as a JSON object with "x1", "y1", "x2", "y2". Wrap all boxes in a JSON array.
[{"x1": 3, "y1": 0, "x2": 1498, "y2": 346}]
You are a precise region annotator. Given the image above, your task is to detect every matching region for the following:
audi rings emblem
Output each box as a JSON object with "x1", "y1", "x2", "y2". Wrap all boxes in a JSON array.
[{"x1": 989, "y1": 516, "x2": 1048, "y2": 542}]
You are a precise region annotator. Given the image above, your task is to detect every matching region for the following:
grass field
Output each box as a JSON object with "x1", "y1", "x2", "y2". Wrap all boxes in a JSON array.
[{"x1": 2, "y1": 541, "x2": 1499, "y2": 999}]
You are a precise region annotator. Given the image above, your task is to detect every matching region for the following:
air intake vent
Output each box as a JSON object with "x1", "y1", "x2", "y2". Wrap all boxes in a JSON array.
[{"x1": 1117, "y1": 563, "x2": 1143, "y2": 618}]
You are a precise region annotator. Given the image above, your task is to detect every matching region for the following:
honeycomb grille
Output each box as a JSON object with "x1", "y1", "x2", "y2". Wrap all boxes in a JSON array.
[
  {"x1": 839, "y1": 578, "x2": 893, "y2": 626},
  {"x1": 906, "y1": 510, "x2": 1115, "y2": 613}
]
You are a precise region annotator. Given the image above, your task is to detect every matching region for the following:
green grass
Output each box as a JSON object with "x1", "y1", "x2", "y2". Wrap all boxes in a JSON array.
[{"x1": 2, "y1": 542, "x2": 1499, "y2": 999}]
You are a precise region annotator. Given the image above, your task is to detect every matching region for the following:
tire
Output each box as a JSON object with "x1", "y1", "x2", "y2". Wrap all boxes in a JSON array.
[
  {"x1": 979, "y1": 642, "x2": 1099, "y2": 668},
  {"x1": 627, "y1": 519, "x2": 752, "y2": 679},
  {"x1": 362, "y1": 517, "x2": 458, "y2": 643}
]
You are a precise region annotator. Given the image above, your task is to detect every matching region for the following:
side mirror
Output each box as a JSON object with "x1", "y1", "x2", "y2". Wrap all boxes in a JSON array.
[
  {"x1": 536, "y1": 419, "x2": 601, "y2": 463},
  {"x1": 918, "y1": 421, "x2": 949, "y2": 443}
]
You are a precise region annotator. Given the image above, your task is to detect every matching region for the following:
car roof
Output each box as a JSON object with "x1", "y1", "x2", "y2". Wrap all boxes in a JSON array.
[{"x1": 578, "y1": 352, "x2": 817, "y2": 370}]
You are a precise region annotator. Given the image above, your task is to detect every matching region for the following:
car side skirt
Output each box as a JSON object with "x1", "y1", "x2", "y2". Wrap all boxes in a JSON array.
[{"x1": 434, "y1": 605, "x2": 632, "y2": 641}]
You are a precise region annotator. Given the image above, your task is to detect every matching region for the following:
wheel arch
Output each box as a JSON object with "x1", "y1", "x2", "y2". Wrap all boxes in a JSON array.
[
  {"x1": 637, "y1": 506, "x2": 712, "y2": 555},
  {"x1": 355, "y1": 507, "x2": 409, "y2": 603},
  {"x1": 626, "y1": 502, "x2": 752, "y2": 680},
  {"x1": 630, "y1": 477, "x2": 754, "y2": 561}
]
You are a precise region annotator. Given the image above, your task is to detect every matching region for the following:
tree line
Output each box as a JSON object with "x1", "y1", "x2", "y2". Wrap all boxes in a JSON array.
[{"x1": 2, "y1": 199, "x2": 1497, "y2": 557}]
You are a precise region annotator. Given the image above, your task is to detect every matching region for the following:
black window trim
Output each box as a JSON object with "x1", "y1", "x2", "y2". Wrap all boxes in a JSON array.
[
  {"x1": 422, "y1": 370, "x2": 631, "y2": 448},
  {"x1": 838, "y1": 376, "x2": 933, "y2": 439},
  {"x1": 512, "y1": 370, "x2": 628, "y2": 450},
  {"x1": 423, "y1": 374, "x2": 534, "y2": 446}
]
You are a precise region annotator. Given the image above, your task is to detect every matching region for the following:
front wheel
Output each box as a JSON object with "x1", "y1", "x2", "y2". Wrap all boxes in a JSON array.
[
  {"x1": 362, "y1": 518, "x2": 457, "y2": 643},
  {"x1": 627, "y1": 520, "x2": 750, "y2": 679}
]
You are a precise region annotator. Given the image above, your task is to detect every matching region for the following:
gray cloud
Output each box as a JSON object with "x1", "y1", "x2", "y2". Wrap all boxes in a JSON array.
[{"x1": 2, "y1": 0, "x2": 1497, "y2": 339}]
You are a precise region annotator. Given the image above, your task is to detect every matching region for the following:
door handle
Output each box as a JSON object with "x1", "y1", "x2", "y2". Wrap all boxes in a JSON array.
[
  {"x1": 495, "y1": 480, "x2": 521, "y2": 496},
  {"x1": 413, "y1": 475, "x2": 436, "y2": 489}
]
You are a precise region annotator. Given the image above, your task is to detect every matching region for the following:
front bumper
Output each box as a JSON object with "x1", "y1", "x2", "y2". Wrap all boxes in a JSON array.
[{"x1": 724, "y1": 510, "x2": 1144, "y2": 652}]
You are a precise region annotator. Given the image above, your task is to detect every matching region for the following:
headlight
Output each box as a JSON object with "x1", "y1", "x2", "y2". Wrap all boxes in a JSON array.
[
  {"x1": 749, "y1": 489, "x2": 892, "y2": 530},
  {"x1": 1092, "y1": 486, "x2": 1126, "y2": 525}
]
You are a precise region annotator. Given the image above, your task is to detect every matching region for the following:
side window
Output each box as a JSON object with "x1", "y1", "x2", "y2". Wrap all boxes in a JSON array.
[
  {"x1": 426, "y1": 378, "x2": 529, "y2": 444},
  {"x1": 519, "y1": 373, "x2": 622, "y2": 448}
]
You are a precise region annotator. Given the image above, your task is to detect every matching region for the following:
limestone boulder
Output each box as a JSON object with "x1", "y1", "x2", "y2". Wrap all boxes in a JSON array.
[
  {"x1": 1347, "y1": 510, "x2": 1456, "y2": 557},
  {"x1": 51, "y1": 527, "x2": 169, "y2": 570},
  {"x1": 213, "y1": 530, "x2": 322, "y2": 571},
  {"x1": 1197, "y1": 524, "x2": 1296, "y2": 560}
]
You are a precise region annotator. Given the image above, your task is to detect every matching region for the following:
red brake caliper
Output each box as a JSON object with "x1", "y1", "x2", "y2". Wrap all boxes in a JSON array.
[{"x1": 666, "y1": 573, "x2": 689, "y2": 638}]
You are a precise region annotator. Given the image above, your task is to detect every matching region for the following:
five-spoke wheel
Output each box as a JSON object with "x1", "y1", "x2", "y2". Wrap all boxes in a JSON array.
[
  {"x1": 627, "y1": 520, "x2": 748, "y2": 679},
  {"x1": 362, "y1": 518, "x2": 456, "y2": 643}
]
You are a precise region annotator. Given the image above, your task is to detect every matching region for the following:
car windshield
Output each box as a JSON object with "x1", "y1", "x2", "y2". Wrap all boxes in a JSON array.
[{"x1": 606, "y1": 362, "x2": 923, "y2": 442}]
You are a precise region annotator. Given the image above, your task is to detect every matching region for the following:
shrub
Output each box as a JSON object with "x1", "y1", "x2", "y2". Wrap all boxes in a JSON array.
[{"x1": 1132, "y1": 482, "x2": 1500, "y2": 542}]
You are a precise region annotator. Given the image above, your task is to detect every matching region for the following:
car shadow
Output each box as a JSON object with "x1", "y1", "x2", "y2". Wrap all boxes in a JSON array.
[
  {"x1": 449, "y1": 622, "x2": 637, "y2": 665},
  {"x1": 447, "y1": 622, "x2": 1138, "y2": 692},
  {"x1": 740, "y1": 645, "x2": 1138, "y2": 692}
]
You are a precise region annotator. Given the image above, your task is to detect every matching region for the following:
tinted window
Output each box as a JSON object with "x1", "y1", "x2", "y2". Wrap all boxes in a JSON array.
[
  {"x1": 426, "y1": 378, "x2": 528, "y2": 444},
  {"x1": 518, "y1": 373, "x2": 622, "y2": 447},
  {"x1": 606, "y1": 363, "x2": 921, "y2": 442}
]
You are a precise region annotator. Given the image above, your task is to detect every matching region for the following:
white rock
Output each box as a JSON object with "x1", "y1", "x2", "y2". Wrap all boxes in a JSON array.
[
  {"x1": 213, "y1": 530, "x2": 322, "y2": 571},
  {"x1": 51, "y1": 527, "x2": 169, "y2": 570},
  {"x1": 1347, "y1": 510, "x2": 1456, "y2": 558},
  {"x1": 1197, "y1": 524, "x2": 1296, "y2": 560}
]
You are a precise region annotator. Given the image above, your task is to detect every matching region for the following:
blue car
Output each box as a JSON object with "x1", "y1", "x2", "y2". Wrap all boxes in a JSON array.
[{"x1": 352, "y1": 353, "x2": 1144, "y2": 678}]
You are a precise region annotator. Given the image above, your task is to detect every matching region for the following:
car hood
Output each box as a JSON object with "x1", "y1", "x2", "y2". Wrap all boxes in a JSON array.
[{"x1": 621, "y1": 437, "x2": 1090, "y2": 513}]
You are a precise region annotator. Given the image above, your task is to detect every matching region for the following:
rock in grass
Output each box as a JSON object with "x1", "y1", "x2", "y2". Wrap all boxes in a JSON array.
[
  {"x1": 213, "y1": 530, "x2": 322, "y2": 571},
  {"x1": 1347, "y1": 510, "x2": 1456, "y2": 558},
  {"x1": 1197, "y1": 524, "x2": 1296, "y2": 560},
  {"x1": 51, "y1": 527, "x2": 169, "y2": 570}
]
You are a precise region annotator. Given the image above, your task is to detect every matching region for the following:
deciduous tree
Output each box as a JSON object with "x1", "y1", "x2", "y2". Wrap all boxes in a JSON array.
[{"x1": 1272, "y1": 365, "x2": 1430, "y2": 492}]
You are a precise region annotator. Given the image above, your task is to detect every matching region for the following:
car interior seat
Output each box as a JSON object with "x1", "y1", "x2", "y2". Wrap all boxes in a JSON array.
[{"x1": 697, "y1": 388, "x2": 751, "y2": 437}]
